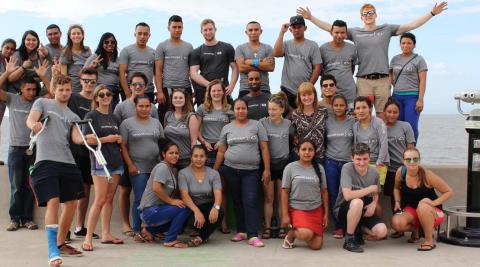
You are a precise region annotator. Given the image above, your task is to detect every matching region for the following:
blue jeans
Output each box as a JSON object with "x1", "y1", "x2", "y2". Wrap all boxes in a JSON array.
[
  {"x1": 130, "y1": 173, "x2": 150, "y2": 232},
  {"x1": 324, "y1": 157, "x2": 348, "y2": 230},
  {"x1": 8, "y1": 146, "x2": 35, "y2": 222},
  {"x1": 393, "y1": 94, "x2": 420, "y2": 141},
  {"x1": 221, "y1": 165, "x2": 261, "y2": 238},
  {"x1": 140, "y1": 204, "x2": 191, "y2": 243}
]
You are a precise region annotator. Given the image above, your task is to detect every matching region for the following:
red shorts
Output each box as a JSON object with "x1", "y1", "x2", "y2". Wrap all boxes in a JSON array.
[
  {"x1": 289, "y1": 207, "x2": 324, "y2": 236},
  {"x1": 404, "y1": 205, "x2": 445, "y2": 228}
]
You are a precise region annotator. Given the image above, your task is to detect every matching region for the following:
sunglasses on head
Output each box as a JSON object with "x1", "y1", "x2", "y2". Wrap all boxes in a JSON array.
[
  {"x1": 131, "y1": 82, "x2": 145, "y2": 87},
  {"x1": 362, "y1": 10, "x2": 376, "y2": 17},
  {"x1": 404, "y1": 157, "x2": 420, "y2": 163},
  {"x1": 97, "y1": 91, "x2": 112, "y2": 98},
  {"x1": 81, "y1": 78, "x2": 96, "y2": 84},
  {"x1": 322, "y1": 83, "x2": 335, "y2": 88},
  {"x1": 352, "y1": 143, "x2": 370, "y2": 154}
]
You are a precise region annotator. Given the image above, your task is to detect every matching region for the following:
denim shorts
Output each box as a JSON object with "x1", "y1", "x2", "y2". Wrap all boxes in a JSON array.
[{"x1": 91, "y1": 165, "x2": 124, "y2": 177}]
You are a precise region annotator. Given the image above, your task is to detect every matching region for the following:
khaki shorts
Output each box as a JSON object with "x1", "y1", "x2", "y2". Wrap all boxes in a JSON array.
[{"x1": 356, "y1": 77, "x2": 391, "y2": 113}]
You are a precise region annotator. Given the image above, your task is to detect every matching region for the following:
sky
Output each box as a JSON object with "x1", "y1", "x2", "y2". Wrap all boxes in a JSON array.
[{"x1": 0, "y1": 0, "x2": 479, "y2": 114}]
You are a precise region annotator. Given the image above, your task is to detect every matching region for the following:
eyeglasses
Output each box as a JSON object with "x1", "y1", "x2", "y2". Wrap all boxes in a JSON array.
[
  {"x1": 81, "y1": 79, "x2": 97, "y2": 85},
  {"x1": 103, "y1": 40, "x2": 116, "y2": 45},
  {"x1": 362, "y1": 10, "x2": 376, "y2": 17},
  {"x1": 404, "y1": 157, "x2": 420, "y2": 163},
  {"x1": 322, "y1": 83, "x2": 336, "y2": 88},
  {"x1": 98, "y1": 92, "x2": 112, "y2": 98},
  {"x1": 352, "y1": 143, "x2": 370, "y2": 154},
  {"x1": 131, "y1": 82, "x2": 146, "y2": 88}
]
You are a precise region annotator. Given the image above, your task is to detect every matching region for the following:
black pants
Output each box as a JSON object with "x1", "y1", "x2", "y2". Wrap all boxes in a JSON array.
[
  {"x1": 189, "y1": 202, "x2": 224, "y2": 241},
  {"x1": 280, "y1": 86, "x2": 297, "y2": 109}
]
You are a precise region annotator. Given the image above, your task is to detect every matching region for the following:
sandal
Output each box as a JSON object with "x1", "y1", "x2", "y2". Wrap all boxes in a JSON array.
[
  {"x1": 188, "y1": 236, "x2": 203, "y2": 247},
  {"x1": 48, "y1": 256, "x2": 62, "y2": 267},
  {"x1": 133, "y1": 233, "x2": 147, "y2": 243},
  {"x1": 248, "y1": 237, "x2": 265, "y2": 247},
  {"x1": 155, "y1": 232, "x2": 166, "y2": 240},
  {"x1": 81, "y1": 243, "x2": 93, "y2": 252},
  {"x1": 231, "y1": 233, "x2": 247, "y2": 242},
  {"x1": 282, "y1": 235, "x2": 294, "y2": 249},
  {"x1": 122, "y1": 230, "x2": 135, "y2": 237},
  {"x1": 101, "y1": 238, "x2": 124, "y2": 245},
  {"x1": 390, "y1": 231, "x2": 404, "y2": 239},
  {"x1": 220, "y1": 226, "x2": 231, "y2": 234},
  {"x1": 262, "y1": 228, "x2": 272, "y2": 239},
  {"x1": 278, "y1": 228, "x2": 287, "y2": 239},
  {"x1": 163, "y1": 240, "x2": 188, "y2": 248},
  {"x1": 407, "y1": 231, "x2": 420, "y2": 243},
  {"x1": 141, "y1": 228, "x2": 155, "y2": 242},
  {"x1": 417, "y1": 243, "x2": 436, "y2": 251}
]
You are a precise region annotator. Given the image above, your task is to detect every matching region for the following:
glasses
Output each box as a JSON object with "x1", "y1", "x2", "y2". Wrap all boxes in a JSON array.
[
  {"x1": 404, "y1": 157, "x2": 420, "y2": 163},
  {"x1": 322, "y1": 83, "x2": 336, "y2": 88},
  {"x1": 131, "y1": 82, "x2": 146, "y2": 88},
  {"x1": 362, "y1": 10, "x2": 376, "y2": 17},
  {"x1": 81, "y1": 78, "x2": 97, "y2": 85},
  {"x1": 103, "y1": 40, "x2": 116, "y2": 45},
  {"x1": 97, "y1": 92, "x2": 112, "y2": 98},
  {"x1": 352, "y1": 143, "x2": 370, "y2": 154}
]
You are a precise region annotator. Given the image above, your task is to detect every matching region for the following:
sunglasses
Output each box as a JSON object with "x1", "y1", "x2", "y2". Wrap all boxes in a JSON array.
[
  {"x1": 97, "y1": 92, "x2": 112, "y2": 98},
  {"x1": 81, "y1": 78, "x2": 97, "y2": 84},
  {"x1": 404, "y1": 157, "x2": 420, "y2": 163},
  {"x1": 322, "y1": 83, "x2": 336, "y2": 88},
  {"x1": 352, "y1": 143, "x2": 370, "y2": 154},
  {"x1": 103, "y1": 40, "x2": 116, "y2": 45},
  {"x1": 131, "y1": 82, "x2": 146, "y2": 88},
  {"x1": 362, "y1": 10, "x2": 376, "y2": 17}
]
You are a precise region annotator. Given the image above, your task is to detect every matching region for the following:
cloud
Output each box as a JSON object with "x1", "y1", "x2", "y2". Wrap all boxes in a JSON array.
[
  {"x1": 429, "y1": 62, "x2": 450, "y2": 75},
  {"x1": 456, "y1": 34, "x2": 480, "y2": 44}
]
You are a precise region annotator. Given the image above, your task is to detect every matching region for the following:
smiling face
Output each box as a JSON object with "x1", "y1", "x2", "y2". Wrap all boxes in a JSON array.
[
  {"x1": 332, "y1": 97, "x2": 347, "y2": 118},
  {"x1": 403, "y1": 149, "x2": 420, "y2": 171},
  {"x1": 135, "y1": 25, "x2": 151, "y2": 46},
  {"x1": 103, "y1": 36, "x2": 116, "y2": 53},
  {"x1": 80, "y1": 73, "x2": 97, "y2": 94},
  {"x1": 360, "y1": 7, "x2": 377, "y2": 26},
  {"x1": 321, "y1": 79, "x2": 337, "y2": 98},
  {"x1": 129, "y1": 76, "x2": 146, "y2": 97},
  {"x1": 209, "y1": 83, "x2": 224, "y2": 103},
  {"x1": 331, "y1": 25, "x2": 347, "y2": 44},
  {"x1": 268, "y1": 101, "x2": 284, "y2": 120},
  {"x1": 47, "y1": 28, "x2": 62, "y2": 45},
  {"x1": 247, "y1": 71, "x2": 261, "y2": 92},
  {"x1": 201, "y1": 23, "x2": 216, "y2": 42},
  {"x1": 400, "y1": 37, "x2": 415, "y2": 54},
  {"x1": 352, "y1": 152, "x2": 371, "y2": 173},
  {"x1": 95, "y1": 88, "x2": 112, "y2": 107},
  {"x1": 190, "y1": 147, "x2": 207, "y2": 168},
  {"x1": 300, "y1": 91, "x2": 315, "y2": 107},
  {"x1": 354, "y1": 100, "x2": 371, "y2": 120},
  {"x1": 384, "y1": 103, "x2": 399, "y2": 125},
  {"x1": 171, "y1": 91, "x2": 186, "y2": 109},
  {"x1": 1, "y1": 42, "x2": 16, "y2": 58},
  {"x1": 69, "y1": 27, "x2": 84, "y2": 45},
  {"x1": 298, "y1": 141, "x2": 315, "y2": 163},
  {"x1": 24, "y1": 33, "x2": 39, "y2": 53},
  {"x1": 163, "y1": 145, "x2": 180, "y2": 165}
]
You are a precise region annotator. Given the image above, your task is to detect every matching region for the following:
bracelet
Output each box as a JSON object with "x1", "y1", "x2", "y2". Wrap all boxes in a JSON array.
[
  {"x1": 252, "y1": 58, "x2": 260, "y2": 68},
  {"x1": 430, "y1": 11, "x2": 435, "y2": 16}
]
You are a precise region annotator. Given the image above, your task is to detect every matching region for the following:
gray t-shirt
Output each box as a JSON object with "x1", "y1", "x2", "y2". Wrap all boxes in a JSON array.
[
  {"x1": 5, "y1": 93, "x2": 34, "y2": 146},
  {"x1": 353, "y1": 117, "x2": 390, "y2": 165},
  {"x1": 31, "y1": 98, "x2": 80, "y2": 164},
  {"x1": 326, "y1": 116, "x2": 355, "y2": 162},
  {"x1": 164, "y1": 111, "x2": 191, "y2": 160},
  {"x1": 118, "y1": 44, "x2": 156, "y2": 93},
  {"x1": 138, "y1": 161, "x2": 176, "y2": 210},
  {"x1": 390, "y1": 53, "x2": 428, "y2": 94},
  {"x1": 235, "y1": 42, "x2": 273, "y2": 93},
  {"x1": 219, "y1": 119, "x2": 268, "y2": 170},
  {"x1": 119, "y1": 117, "x2": 164, "y2": 173},
  {"x1": 45, "y1": 44, "x2": 62, "y2": 62},
  {"x1": 84, "y1": 53, "x2": 120, "y2": 87},
  {"x1": 319, "y1": 42, "x2": 358, "y2": 104},
  {"x1": 12, "y1": 51, "x2": 43, "y2": 93},
  {"x1": 348, "y1": 24, "x2": 399, "y2": 76},
  {"x1": 282, "y1": 161, "x2": 327, "y2": 211},
  {"x1": 281, "y1": 39, "x2": 322, "y2": 95},
  {"x1": 333, "y1": 162, "x2": 380, "y2": 217},
  {"x1": 113, "y1": 98, "x2": 158, "y2": 122},
  {"x1": 260, "y1": 117, "x2": 291, "y2": 165},
  {"x1": 196, "y1": 104, "x2": 234, "y2": 144},
  {"x1": 60, "y1": 48, "x2": 92, "y2": 93},
  {"x1": 387, "y1": 121, "x2": 415, "y2": 171},
  {"x1": 155, "y1": 40, "x2": 193, "y2": 89},
  {"x1": 178, "y1": 166, "x2": 222, "y2": 206}
]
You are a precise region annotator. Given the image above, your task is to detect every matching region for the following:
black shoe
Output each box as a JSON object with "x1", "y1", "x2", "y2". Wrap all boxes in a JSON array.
[
  {"x1": 354, "y1": 232, "x2": 365, "y2": 246},
  {"x1": 65, "y1": 231, "x2": 72, "y2": 244},
  {"x1": 74, "y1": 227, "x2": 99, "y2": 239},
  {"x1": 343, "y1": 239, "x2": 364, "y2": 253},
  {"x1": 0, "y1": 161, "x2": 4, "y2": 166}
]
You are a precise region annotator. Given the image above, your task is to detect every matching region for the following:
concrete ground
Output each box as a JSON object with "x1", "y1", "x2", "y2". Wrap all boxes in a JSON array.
[{"x1": 1, "y1": 166, "x2": 479, "y2": 266}]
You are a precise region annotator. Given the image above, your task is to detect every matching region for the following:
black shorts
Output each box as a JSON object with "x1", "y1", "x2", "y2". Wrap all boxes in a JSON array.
[
  {"x1": 270, "y1": 161, "x2": 288, "y2": 181},
  {"x1": 75, "y1": 155, "x2": 92, "y2": 185},
  {"x1": 30, "y1": 160, "x2": 85, "y2": 207},
  {"x1": 383, "y1": 171, "x2": 396, "y2": 196},
  {"x1": 337, "y1": 198, "x2": 385, "y2": 230},
  {"x1": 280, "y1": 86, "x2": 297, "y2": 110},
  {"x1": 119, "y1": 171, "x2": 131, "y2": 187}
]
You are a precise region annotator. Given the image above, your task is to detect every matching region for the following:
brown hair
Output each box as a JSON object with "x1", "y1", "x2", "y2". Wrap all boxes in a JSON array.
[
  {"x1": 64, "y1": 24, "x2": 87, "y2": 64},
  {"x1": 168, "y1": 89, "x2": 193, "y2": 122},
  {"x1": 200, "y1": 19, "x2": 216, "y2": 30},
  {"x1": 403, "y1": 147, "x2": 428, "y2": 187},
  {"x1": 204, "y1": 79, "x2": 228, "y2": 112},
  {"x1": 269, "y1": 91, "x2": 289, "y2": 110},
  {"x1": 52, "y1": 74, "x2": 72, "y2": 90},
  {"x1": 296, "y1": 82, "x2": 319, "y2": 112},
  {"x1": 91, "y1": 84, "x2": 111, "y2": 110}
]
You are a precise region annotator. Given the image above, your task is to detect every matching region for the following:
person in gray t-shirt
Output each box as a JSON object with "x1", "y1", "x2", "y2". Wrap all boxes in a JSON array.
[
  {"x1": 119, "y1": 23, "x2": 156, "y2": 100},
  {"x1": 235, "y1": 21, "x2": 275, "y2": 97},
  {"x1": 273, "y1": 16, "x2": 322, "y2": 108},
  {"x1": 281, "y1": 140, "x2": 328, "y2": 250}
]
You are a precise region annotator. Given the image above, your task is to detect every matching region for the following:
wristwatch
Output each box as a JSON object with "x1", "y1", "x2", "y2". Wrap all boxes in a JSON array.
[{"x1": 213, "y1": 204, "x2": 221, "y2": 210}]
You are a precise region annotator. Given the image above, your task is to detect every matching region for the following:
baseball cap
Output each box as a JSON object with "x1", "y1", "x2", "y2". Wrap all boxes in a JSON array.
[{"x1": 290, "y1": 15, "x2": 306, "y2": 26}]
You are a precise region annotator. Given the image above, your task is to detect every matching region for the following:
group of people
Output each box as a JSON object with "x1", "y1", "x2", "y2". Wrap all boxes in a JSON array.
[{"x1": 0, "y1": 2, "x2": 455, "y2": 266}]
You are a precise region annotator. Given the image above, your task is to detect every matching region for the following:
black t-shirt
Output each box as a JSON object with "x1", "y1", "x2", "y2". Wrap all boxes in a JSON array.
[
  {"x1": 242, "y1": 93, "x2": 270, "y2": 121},
  {"x1": 189, "y1": 41, "x2": 235, "y2": 88},
  {"x1": 84, "y1": 110, "x2": 123, "y2": 169},
  {"x1": 68, "y1": 93, "x2": 92, "y2": 157}
]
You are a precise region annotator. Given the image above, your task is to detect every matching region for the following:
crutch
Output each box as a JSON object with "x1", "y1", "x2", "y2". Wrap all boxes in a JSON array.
[
  {"x1": 73, "y1": 119, "x2": 112, "y2": 182},
  {"x1": 26, "y1": 115, "x2": 49, "y2": 155}
]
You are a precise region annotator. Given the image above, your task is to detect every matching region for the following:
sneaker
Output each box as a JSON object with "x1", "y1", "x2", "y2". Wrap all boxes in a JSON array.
[
  {"x1": 231, "y1": 233, "x2": 247, "y2": 242},
  {"x1": 59, "y1": 244, "x2": 83, "y2": 257},
  {"x1": 248, "y1": 237, "x2": 265, "y2": 247},
  {"x1": 23, "y1": 221, "x2": 38, "y2": 230},
  {"x1": 343, "y1": 239, "x2": 364, "y2": 253},
  {"x1": 74, "y1": 227, "x2": 99, "y2": 239},
  {"x1": 6, "y1": 221, "x2": 20, "y2": 231},
  {"x1": 333, "y1": 228, "x2": 344, "y2": 239},
  {"x1": 65, "y1": 231, "x2": 71, "y2": 244},
  {"x1": 354, "y1": 232, "x2": 365, "y2": 246}
]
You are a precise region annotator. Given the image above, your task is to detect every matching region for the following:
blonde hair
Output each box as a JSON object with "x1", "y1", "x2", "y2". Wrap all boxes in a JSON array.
[
  {"x1": 200, "y1": 19, "x2": 216, "y2": 30},
  {"x1": 296, "y1": 82, "x2": 319, "y2": 112},
  {"x1": 91, "y1": 84, "x2": 111, "y2": 110},
  {"x1": 360, "y1": 3, "x2": 376, "y2": 15},
  {"x1": 204, "y1": 80, "x2": 228, "y2": 113},
  {"x1": 52, "y1": 74, "x2": 72, "y2": 90}
]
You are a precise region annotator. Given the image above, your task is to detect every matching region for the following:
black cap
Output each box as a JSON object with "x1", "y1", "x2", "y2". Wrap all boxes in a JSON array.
[{"x1": 290, "y1": 15, "x2": 305, "y2": 26}]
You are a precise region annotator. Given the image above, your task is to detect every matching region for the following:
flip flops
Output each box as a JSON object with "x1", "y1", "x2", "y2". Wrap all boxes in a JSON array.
[
  {"x1": 122, "y1": 230, "x2": 135, "y2": 237},
  {"x1": 163, "y1": 240, "x2": 188, "y2": 248},
  {"x1": 101, "y1": 238, "x2": 124, "y2": 245},
  {"x1": 417, "y1": 243, "x2": 436, "y2": 251}
]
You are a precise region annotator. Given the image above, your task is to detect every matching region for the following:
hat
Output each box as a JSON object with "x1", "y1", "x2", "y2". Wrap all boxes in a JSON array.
[{"x1": 290, "y1": 15, "x2": 305, "y2": 26}]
